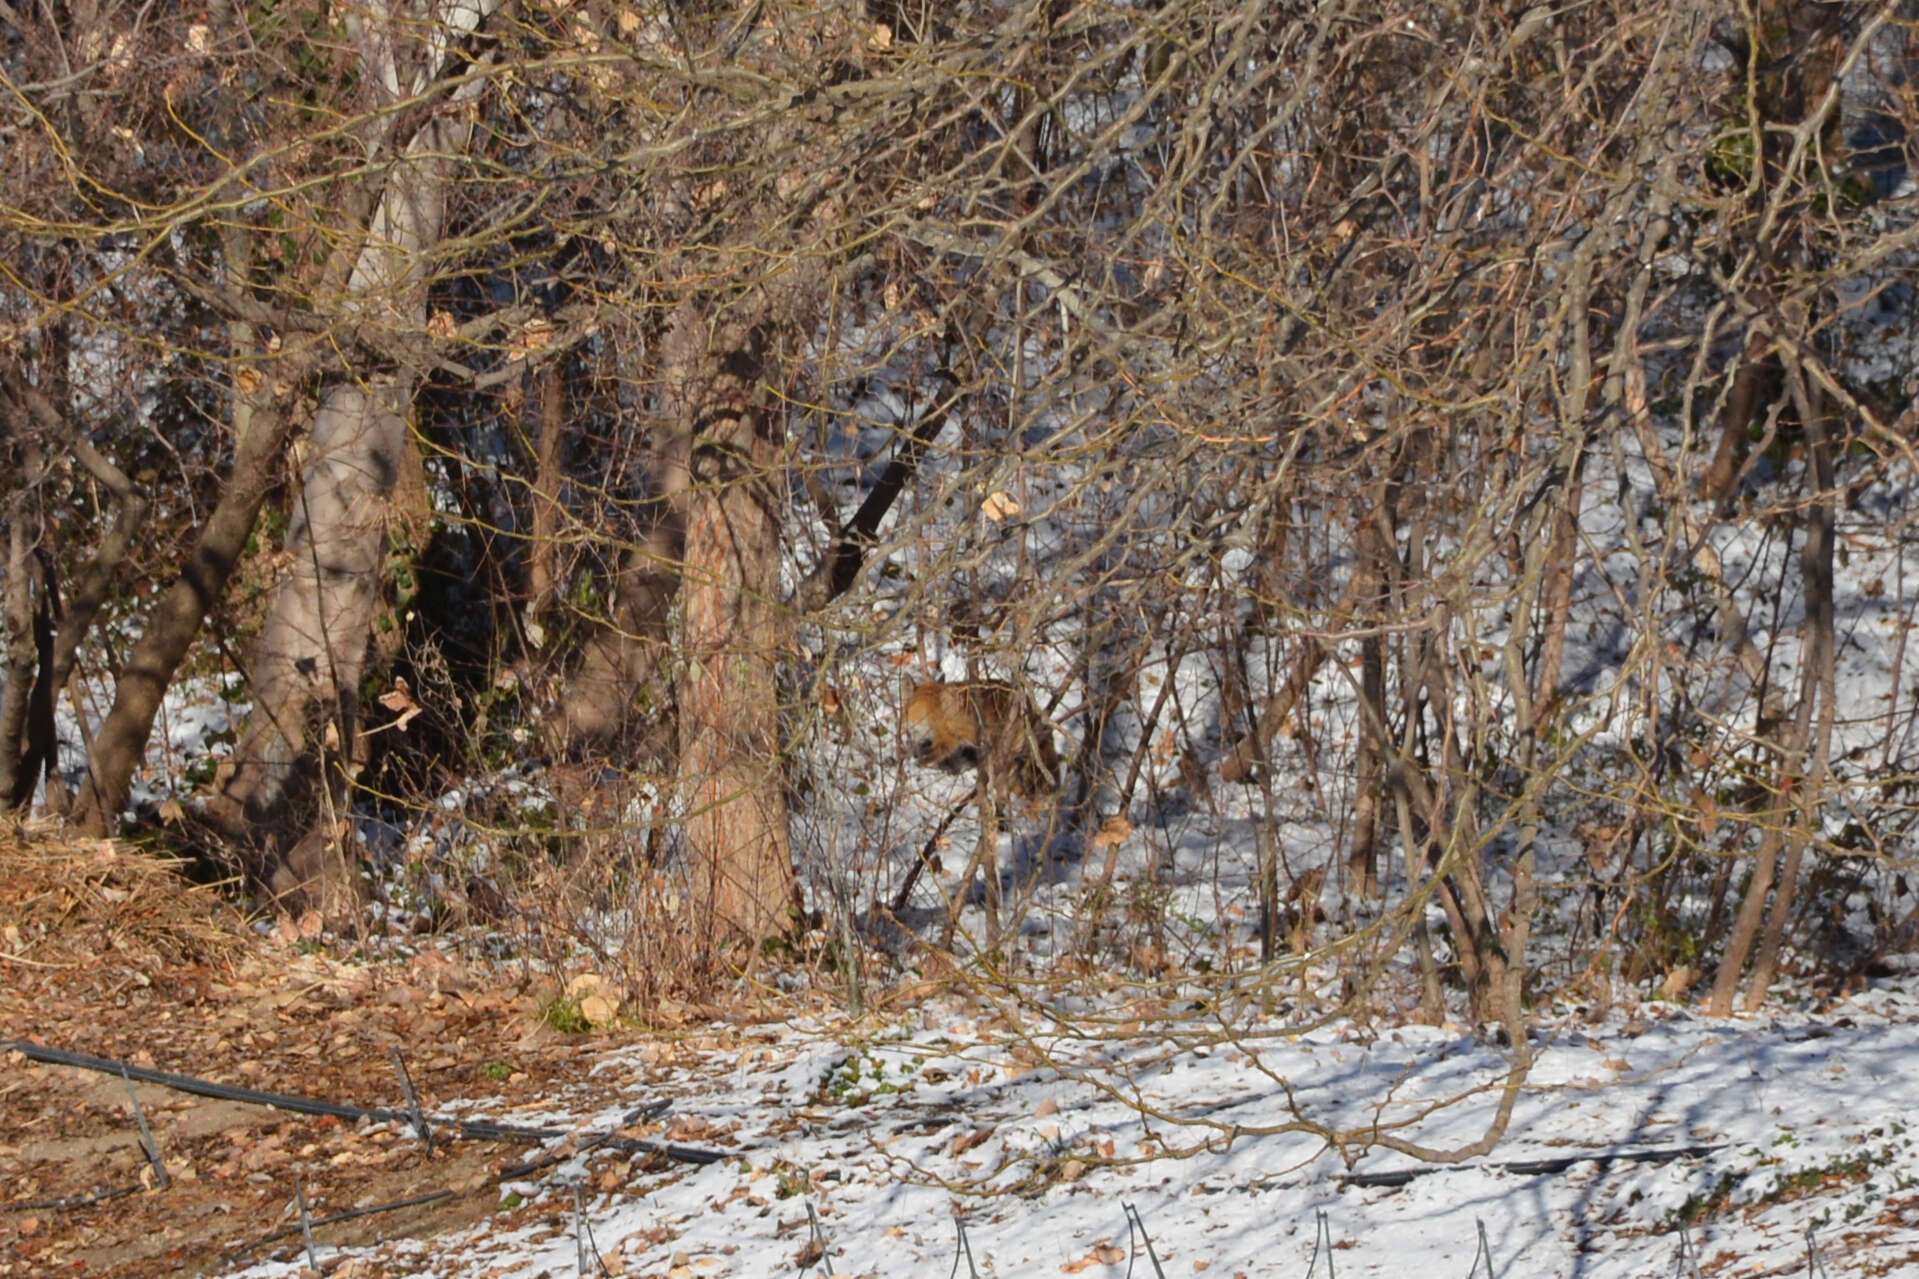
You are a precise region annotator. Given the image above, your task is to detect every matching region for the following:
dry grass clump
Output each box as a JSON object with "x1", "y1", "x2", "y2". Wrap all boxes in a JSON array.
[{"x1": 0, "y1": 819, "x2": 249, "y2": 980}]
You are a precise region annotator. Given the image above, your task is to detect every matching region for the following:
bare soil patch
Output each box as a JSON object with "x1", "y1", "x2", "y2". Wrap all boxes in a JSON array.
[{"x1": 0, "y1": 824, "x2": 655, "y2": 1276}]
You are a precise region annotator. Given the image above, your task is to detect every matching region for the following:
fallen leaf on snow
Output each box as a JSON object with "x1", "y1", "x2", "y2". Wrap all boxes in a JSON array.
[{"x1": 1060, "y1": 1243, "x2": 1126, "y2": 1271}]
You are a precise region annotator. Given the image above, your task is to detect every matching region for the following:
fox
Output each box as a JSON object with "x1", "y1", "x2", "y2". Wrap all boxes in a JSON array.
[
  {"x1": 898, "y1": 678, "x2": 1064, "y2": 948},
  {"x1": 902, "y1": 678, "x2": 1061, "y2": 802}
]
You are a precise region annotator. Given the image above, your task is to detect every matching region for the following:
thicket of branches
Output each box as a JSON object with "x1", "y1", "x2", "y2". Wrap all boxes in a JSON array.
[{"x1": 4, "y1": 0, "x2": 1919, "y2": 1031}]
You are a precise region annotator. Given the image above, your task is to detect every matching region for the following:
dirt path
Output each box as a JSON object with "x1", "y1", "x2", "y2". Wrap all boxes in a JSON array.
[{"x1": 0, "y1": 832, "x2": 649, "y2": 1276}]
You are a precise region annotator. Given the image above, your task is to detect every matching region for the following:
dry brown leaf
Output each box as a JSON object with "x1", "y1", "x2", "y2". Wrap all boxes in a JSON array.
[
  {"x1": 1691, "y1": 787, "x2": 1717, "y2": 838},
  {"x1": 981, "y1": 490, "x2": 1021, "y2": 521},
  {"x1": 1060, "y1": 1243, "x2": 1125, "y2": 1272},
  {"x1": 579, "y1": 993, "x2": 619, "y2": 1026}
]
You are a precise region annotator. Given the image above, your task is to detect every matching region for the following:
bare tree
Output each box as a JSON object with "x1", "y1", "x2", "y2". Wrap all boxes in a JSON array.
[{"x1": 195, "y1": 0, "x2": 499, "y2": 916}]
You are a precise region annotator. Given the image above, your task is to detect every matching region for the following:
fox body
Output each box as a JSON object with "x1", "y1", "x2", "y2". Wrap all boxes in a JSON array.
[
  {"x1": 901, "y1": 678, "x2": 1063, "y2": 948},
  {"x1": 902, "y1": 678, "x2": 1060, "y2": 802}
]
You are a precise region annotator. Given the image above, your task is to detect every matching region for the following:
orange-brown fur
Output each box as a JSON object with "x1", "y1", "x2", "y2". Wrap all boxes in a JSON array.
[
  {"x1": 902, "y1": 678, "x2": 1062, "y2": 949},
  {"x1": 903, "y1": 679, "x2": 1060, "y2": 803}
]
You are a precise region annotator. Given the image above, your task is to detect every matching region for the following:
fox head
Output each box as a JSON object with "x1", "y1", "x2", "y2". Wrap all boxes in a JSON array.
[
  {"x1": 902, "y1": 679, "x2": 978, "y2": 773},
  {"x1": 901, "y1": 678, "x2": 1060, "y2": 800}
]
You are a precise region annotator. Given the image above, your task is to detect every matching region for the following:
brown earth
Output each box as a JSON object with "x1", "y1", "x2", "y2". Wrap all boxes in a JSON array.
[{"x1": 0, "y1": 823, "x2": 693, "y2": 1277}]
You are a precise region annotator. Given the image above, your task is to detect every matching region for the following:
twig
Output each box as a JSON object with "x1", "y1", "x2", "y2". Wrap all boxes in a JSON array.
[
  {"x1": 230, "y1": 1098, "x2": 675, "y2": 1260},
  {"x1": 575, "y1": 1185, "x2": 607, "y2": 1277},
  {"x1": 1673, "y1": 1223, "x2": 1703, "y2": 1279},
  {"x1": 887, "y1": 785, "x2": 979, "y2": 915},
  {"x1": 495, "y1": 1100, "x2": 673, "y2": 1180},
  {"x1": 1804, "y1": 1225, "x2": 1828, "y2": 1279},
  {"x1": 948, "y1": 1215, "x2": 980, "y2": 1279},
  {"x1": 803, "y1": 1200, "x2": 834, "y2": 1277},
  {"x1": 2, "y1": 1184, "x2": 140, "y2": 1212}
]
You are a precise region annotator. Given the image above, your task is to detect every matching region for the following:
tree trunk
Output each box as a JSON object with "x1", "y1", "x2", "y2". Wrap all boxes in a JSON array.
[
  {"x1": 203, "y1": 7, "x2": 492, "y2": 910},
  {"x1": 73, "y1": 389, "x2": 300, "y2": 832},
  {"x1": 3, "y1": 335, "x2": 148, "y2": 815},
  {"x1": 672, "y1": 306, "x2": 795, "y2": 947},
  {"x1": 9, "y1": 552, "x2": 59, "y2": 810},
  {"x1": 207, "y1": 381, "x2": 409, "y2": 911},
  {"x1": 526, "y1": 363, "x2": 567, "y2": 621},
  {"x1": 0, "y1": 515, "x2": 38, "y2": 805},
  {"x1": 1346, "y1": 505, "x2": 1393, "y2": 899},
  {"x1": 1742, "y1": 372, "x2": 1836, "y2": 1010},
  {"x1": 559, "y1": 426, "x2": 689, "y2": 754}
]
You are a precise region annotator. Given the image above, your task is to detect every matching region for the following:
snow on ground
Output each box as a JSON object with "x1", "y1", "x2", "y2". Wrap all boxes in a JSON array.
[{"x1": 228, "y1": 972, "x2": 1919, "y2": 1279}]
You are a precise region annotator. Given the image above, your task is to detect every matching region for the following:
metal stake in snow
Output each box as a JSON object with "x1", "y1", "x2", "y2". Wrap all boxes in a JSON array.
[
  {"x1": 1465, "y1": 1218, "x2": 1496, "y2": 1279},
  {"x1": 573, "y1": 1185, "x2": 607, "y2": 1277},
  {"x1": 1123, "y1": 1202, "x2": 1168, "y2": 1279},
  {"x1": 803, "y1": 1200, "x2": 834, "y2": 1277},
  {"x1": 1304, "y1": 1208, "x2": 1336, "y2": 1279},
  {"x1": 948, "y1": 1215, "x2": 981, "y2": 1279},
  {"x1": 1672, "y1": 1223, "x2": 1703, "y2": 1279},
  {"x1": 1804, "y1": 1225, "x2": 1829, "y2": 1279}
]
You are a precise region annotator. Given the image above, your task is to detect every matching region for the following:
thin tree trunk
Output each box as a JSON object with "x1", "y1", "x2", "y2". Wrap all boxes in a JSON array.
[
  {"x1": 672, "y1": 306, "x2": 795, "y2": 946},
  {"x1": 1705, "y1": 8, "x2": 1845, "y2": 1008},
  {"x1": 1346, "y1": 506, "x2": 1393, "y2": 899},
  {"x1": 1708, "y1": 519, "x2": 1817, "y2": 1016},
  {"x1": 1349, "y1": 618, "x2": 1386, "y2": 899},
  {"x1": 11, "y1": 552, "x2": 59, "y2": 810},
  {"x1": 50, "y1": 441, "x2": 148, "y2": 711},
  {"x1": 73, "y1": 388, "x2": 301, "y2": 832},
  {"x1": 0, "y1": 515, "x2": 37, "y2": 804},
  {"x1": 794, "y1": 384, "x2": 955, "y2": 614},
  {"x1": 1741, "y1": 368, "x2": 1838, "y2": 1010},
  {"x1": 1708, "y1": 746, "x2": 1803, "y2": 1015},
  {"x1": 559, "y1": 426, "x2": 690, "y2": 753},
  {"x1": 1699, "y1": 356, "x2": 1771, "y2": 504},
  {"x1": 4, "y1": 304, "x2": 154, "y2": 812},
  {"x1": 527, "y1": 363, "x2": 566, "y2": 620},
  {"x1": 1218, "y1": 569, "x2": 1365, "y2": 786}
]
